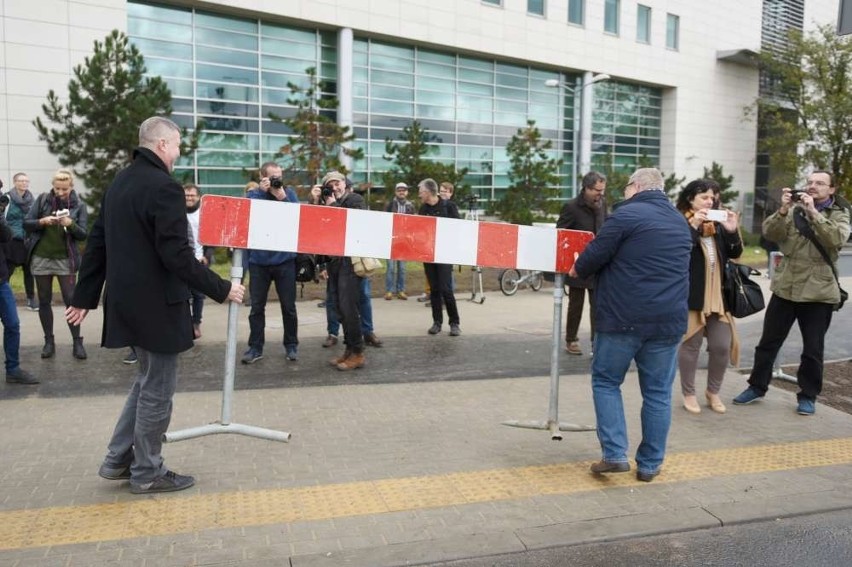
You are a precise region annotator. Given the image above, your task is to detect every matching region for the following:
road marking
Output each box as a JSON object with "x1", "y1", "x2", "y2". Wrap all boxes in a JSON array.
[{"x1": 1, "y1": 437, "x2": 851, "y2": 550}]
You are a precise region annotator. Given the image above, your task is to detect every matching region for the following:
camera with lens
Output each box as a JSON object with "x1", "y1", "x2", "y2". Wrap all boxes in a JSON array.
[
  {"x1": 790, "y1": 189, "x2": 806, "y2": 202},
  {"x1": 321, "y1": 183, "x2": 335, "y2": 200},
  {"x1": 268, "y1": 176, "x2": 284, "y2": 189},
  {"x1": 465, "y1": 194, "x2": 480, "y2": 206},
  {"x1": 0, "y1": 193, "x2": 9, "y2": 209}
]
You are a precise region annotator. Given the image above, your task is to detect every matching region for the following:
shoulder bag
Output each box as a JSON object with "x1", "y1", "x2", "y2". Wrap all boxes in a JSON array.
[
  {"x1": 351, "y1": 256, "x2": 383, "y2": 277},
  {"x1": 723, "y1": 262, "x2": 765, "y2": 318}
]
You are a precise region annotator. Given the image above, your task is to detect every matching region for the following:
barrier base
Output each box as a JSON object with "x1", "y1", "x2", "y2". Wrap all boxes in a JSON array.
[
  {"x1": 502, "y1": 419, "x2": 595, "y2": 441},
  {"x1": 164, "y1": 422, "x2": 290, "y2": 443}
]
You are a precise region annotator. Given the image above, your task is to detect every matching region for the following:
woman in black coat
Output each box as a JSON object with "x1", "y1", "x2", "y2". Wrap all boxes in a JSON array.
[
  {"x1": 24, "y1": 169, "x2": 88, "y2": 359},
  {"x1": 675, "y1": 179, "x2": 743, "y2": 415}
]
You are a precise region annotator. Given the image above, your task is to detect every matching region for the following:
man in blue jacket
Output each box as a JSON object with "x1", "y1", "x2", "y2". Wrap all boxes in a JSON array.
[
  {"x1": 570, "y1": 168, "x2": 691, "y2": 482},
  {"x1": 241, "y1": 162, "x2": 300, "y2": 364}
]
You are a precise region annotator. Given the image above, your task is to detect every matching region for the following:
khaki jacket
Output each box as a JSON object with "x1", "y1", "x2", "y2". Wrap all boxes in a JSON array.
[{"x1": 763, "y1": 201, "x2": 851, "y2": 304}]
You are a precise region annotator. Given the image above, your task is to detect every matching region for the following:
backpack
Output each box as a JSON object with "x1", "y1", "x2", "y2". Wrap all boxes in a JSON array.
[{"x1": 295, "y1": 253, "x2": 317, "y2": 283}]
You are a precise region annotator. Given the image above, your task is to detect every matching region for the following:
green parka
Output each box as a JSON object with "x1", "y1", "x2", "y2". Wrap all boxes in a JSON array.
[{"x1": 763, "y1": 200, "x2": 850, "y2": 305}]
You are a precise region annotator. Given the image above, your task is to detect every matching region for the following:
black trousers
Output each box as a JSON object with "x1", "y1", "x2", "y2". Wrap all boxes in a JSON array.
[
  {"x1": 328, "y1": 258, "x2": 364, "y2": 354},
  {"x1": 565, "y1": 286, "x2": 595, "y2": 343},
  {"x1": 747, "y1": 294, "x2": 834, "y2": 401},
  {"x1": 424, "y1": 263, "x2": 459, "y2": 326}
]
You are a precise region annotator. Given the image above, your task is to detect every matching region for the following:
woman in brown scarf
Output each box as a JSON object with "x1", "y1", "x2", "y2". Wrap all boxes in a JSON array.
[{"x1": 675, "y1": 179, "x2": 743, "y2": 414}]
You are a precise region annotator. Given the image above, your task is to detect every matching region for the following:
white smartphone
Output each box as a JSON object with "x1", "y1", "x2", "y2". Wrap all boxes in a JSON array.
[
  {"x1": 706, "y1": 209, "x2": 728, "y2": 222},
  {"x1": 54, "y1": 209, "x2": 70, "y2": 218}
]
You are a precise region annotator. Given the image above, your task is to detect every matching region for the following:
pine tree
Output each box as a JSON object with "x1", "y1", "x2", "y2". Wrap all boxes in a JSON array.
[
  {"x1": 494, "y1": 120, "x2": 563, "y2": 225},
  {"x1": 33, "y1": 30, "x2": 197, "y2": 215},
  {"x1": 271, "y1": 67, "x2": 363, "y2": 188},
  {"x1": 382, "y1": 121, "x2": 469, "y2": 206},
  {"x1": 703, "y1": 161, "x2": 737, "y2": 206}
]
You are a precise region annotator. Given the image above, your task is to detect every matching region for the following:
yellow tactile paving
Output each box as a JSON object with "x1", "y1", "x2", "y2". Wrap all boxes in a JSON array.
[{"x1": 1, "y1": 437, "x2": 852, "y2": 551}]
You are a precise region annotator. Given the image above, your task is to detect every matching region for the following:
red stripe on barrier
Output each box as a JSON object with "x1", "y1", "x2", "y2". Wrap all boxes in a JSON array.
[
  {"x1": 555, "y1": 230, "x2": 595, "y2": 273},
  {"x1": 477, "y1": 222, "x2": 518, "y2": 268},
  {"x1": 198, "y1": 195, "x2": 250, "y2": 248},
  {"x1": 391, "y1": 215, "x2": 437, "y2": 262},
  {"x1": 298, "y1": 204, "x2": 347, "y2": 256}
]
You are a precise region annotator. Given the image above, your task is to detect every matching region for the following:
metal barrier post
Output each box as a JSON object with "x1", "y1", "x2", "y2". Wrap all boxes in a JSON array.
[
  {"x1": 502, "y1": 272, "x2": 595, "y2": 440},
  {"x1": 164, "y1": 249, "x2": 291, "y2": 443}
]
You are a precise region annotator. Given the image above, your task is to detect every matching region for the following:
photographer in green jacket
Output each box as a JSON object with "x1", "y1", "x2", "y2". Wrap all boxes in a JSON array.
[{"x1": 734, "y1": 170, "x2": 851, "y2": 415}]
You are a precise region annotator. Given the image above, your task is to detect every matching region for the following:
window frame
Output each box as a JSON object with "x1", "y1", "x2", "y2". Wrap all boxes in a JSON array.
[
  {"x1": 527, "y1": 0, "x2": 546, "y2": 17},
  {"x1": 666, "y1": 13, "x2": 680, "y2": 50},
  {"x1": 636, "y1": 4, "x2": 652, "y2": 44},
  {"x1": 604, "y1": 0, "x2": 620, "y2": 35},
  {"x1": 567, "y1": 0, "x2": 584, "y2": 26}
]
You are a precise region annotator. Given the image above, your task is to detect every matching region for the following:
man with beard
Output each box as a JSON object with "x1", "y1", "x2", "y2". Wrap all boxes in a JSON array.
[
  {"x1": 184, "y1": 183, "x2": 212, "y2": 339},
  {"x1": 557, "y1": 171, "x2": 607, "y2": 356}
]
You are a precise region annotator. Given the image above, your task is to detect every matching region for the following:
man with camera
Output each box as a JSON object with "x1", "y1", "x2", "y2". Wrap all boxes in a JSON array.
[
  {"x1": 734, "y1": 170, "x2": 850, "y2": 415},
  {"x1": 557, "y1": 171, "x2": 607, "y2": 356},
  {"x1": 318, "y1": 171, "x2": 369, "y2": 370},
  {"x1": 241, "y1": 161, "x2": 300, "y2": 364}
]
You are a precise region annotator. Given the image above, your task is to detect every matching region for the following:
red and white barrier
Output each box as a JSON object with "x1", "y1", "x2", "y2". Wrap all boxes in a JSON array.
[{"x1": 198, "y1": 195, "x2": 593, "y2": 273}]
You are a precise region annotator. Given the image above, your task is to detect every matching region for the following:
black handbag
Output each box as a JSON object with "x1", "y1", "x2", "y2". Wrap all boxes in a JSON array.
[
  {"x1": 723, "y1": 262, "x2": 765, "y2": 318},
  {"x1": 295, "y1": 253, "x2": 317, "y2": 283}
]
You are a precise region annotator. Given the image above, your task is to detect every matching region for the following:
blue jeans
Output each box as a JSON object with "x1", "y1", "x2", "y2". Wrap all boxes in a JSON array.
[
  {"x1": 327, "y1": 275, "x2": 373, "y2": 335},
  {"x1": 0, "y1": 281, "x2": 21, "y2": 372},
  {"x1": 189, "y1": 288, "x2": 204, "y2": 325},
  {"x1": 385, "y1": 260, "x2": 406, "y2": 293},
  {"x1": 591, "y1": 332, "x2": 680, "y2": 475}
]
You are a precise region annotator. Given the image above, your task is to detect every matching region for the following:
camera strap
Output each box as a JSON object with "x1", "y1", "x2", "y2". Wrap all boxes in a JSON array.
[{"x1": 793, "y1": 208, "x2": 844, "y2": 291}]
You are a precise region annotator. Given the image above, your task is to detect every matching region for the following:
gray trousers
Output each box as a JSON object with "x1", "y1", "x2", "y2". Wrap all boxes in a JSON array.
[
  {"x1": 102, "y1": 347, "x2": 178, "y2": 483},
  {"x1": 678, "y1": 314, "x2": 731, "y2": 396}
]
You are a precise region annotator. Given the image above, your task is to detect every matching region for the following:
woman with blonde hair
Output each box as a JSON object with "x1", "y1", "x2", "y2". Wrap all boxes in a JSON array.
[
  {"x1": 24, "y1": 169, "x2": 89, "y2": 359},
  {"x1": 675, "y1": 179, "x2": 743, "y2": 414}
]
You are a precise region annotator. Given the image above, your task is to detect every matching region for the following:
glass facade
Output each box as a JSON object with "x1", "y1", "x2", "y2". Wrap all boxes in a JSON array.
[
  {"x1": 128, "y1": 1, "x2": 336, "y2": 195},
  {"x1": 590, "y1": 82, "x2": 662, "y2": 172},
  {"x1": 637, "y1": 5, "x2": 652, "y2": 44},
  {"x1": 127, "y1": 1, "x2": 662, "y2": 202}
]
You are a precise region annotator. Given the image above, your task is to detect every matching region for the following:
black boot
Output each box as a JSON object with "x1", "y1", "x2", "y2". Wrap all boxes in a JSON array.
[
  {"x1": 72, "y1": 337, "x2": 87, "y2": 360},
  {"x1": 41, "y1": 336, "x2": 55, "y2": 359}
]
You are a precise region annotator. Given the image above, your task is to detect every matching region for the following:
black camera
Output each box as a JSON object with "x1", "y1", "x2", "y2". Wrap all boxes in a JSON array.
[
  {"x1": 321, "y1": 183, "x2": 335, "y2": 200},
  {"x1": 269, "y1": 176, "x2": 283, "y2": 189},
  {"x1": 0, "y1": 193, "x2": 9, "y2": 212},
  {"x1": 790, "y1": 189, "x2": 806, "y2": 202}
]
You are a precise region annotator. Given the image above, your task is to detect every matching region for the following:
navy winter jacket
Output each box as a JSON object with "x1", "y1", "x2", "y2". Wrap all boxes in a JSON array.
[{"x1": 573, "y1": 190, "x2": 692, "y2": 338}]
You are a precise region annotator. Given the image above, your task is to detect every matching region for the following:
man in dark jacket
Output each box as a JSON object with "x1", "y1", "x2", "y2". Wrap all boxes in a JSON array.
[
  {"x1": 240, "y1": 161, "x2": 300, "y2": 364},
  {"x1": 570, "y1": 168, "x2": 691, "y2": 483},
  {"x1": 66, "y1": 116, "x2": 244, "y2": 494},
  {"x1": 556, "y1": 171, "x2": 607, "y2": 355}
]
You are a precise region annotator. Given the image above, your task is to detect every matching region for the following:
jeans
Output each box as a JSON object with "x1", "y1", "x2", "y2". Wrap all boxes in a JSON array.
[
  {"x1": 385, "y1": 260, "x2": 406, "y2": 293},
  {"x1": 102, "y1": 348, "x2": 178, "y2": 483},
  {"x1": 189, "y1": 288, "x2": 205, "y2": 325},
  {"x1": 327, "y1": 275, "x2": 373, "y2": 335},
  {"x1": 0, "y1": 281, "x2": 21, "y2": 372},
  {"x1": 591, "y1": 331, "x2": 681, "y2": 475},
  {"x1": 748, "y1": 294, "x2": 833, "y2": 401},
  {"x1": 248, "y1": 261, "x2": 299, "y2": 353}
]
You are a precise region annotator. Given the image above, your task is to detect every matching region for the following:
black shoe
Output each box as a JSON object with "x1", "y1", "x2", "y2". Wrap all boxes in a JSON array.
[
  {"x1": 26, "y1": 297, "x2": 39, "y2": 311},
  {"x1": 5, "y1": 368, "x2": 39, "y2": 385},
  {"x1": 636, "y1": 470, "x2": 660, "y2": 482},
  {"x1": 428, "y1": 324, "x2": 441, "y2": 335},
  {"x1": 72, "y1": 337, "x2": 87, "y2": 360},
  {"x1": 130, "y1": 470, "x2": 195, "y2": 494},
  {"x1": 449, "y1": 324, "x2": 461, "y2": 337},
  {"x1": 41, "y1": 338, "x2": 55, "y2": 359},
  {"x1": 241, "y1": 349, "x2": 263, "y2": 364},
  {"x1": 123, "y1": 349, "x2": 138, "y2": 364},
  {"x1": 590, "y1": 460, "x2": 631, "y2": 474},
  {"x1": 98, "y1": 463, "x2": 131, "y2": 480}
]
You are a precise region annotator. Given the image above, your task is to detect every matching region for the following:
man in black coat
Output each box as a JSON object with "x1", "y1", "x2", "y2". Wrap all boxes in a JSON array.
[
  {"x1": 66, "y1": 116, "x2": 244, "y2": 494},
  {"x1": 556, "y1": 171, "x2": 607, "y2": 356}
]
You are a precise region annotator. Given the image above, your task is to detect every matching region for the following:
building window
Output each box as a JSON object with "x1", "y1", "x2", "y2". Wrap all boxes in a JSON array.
[
  {"x1": 482, "y1": 0, "x2": 502, "y2": 5},
  {"x1": 528, "y1": 0, "x2": 545, "y2": 16},
  {"x1": 637, "y1": 5, "x2": 651, "y2": 44},
  {"x1": 604, "y1": 0, "x2": 620, "y2": 34},
  {"x1": 568, "y1": 0, "x2": 584, "y2": 25},
  {"x1": 666, "y1": 13, "x2": 680, "y2": 50}
]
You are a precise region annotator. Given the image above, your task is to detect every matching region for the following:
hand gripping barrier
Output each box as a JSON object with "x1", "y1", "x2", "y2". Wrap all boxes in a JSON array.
[{"x1": 165, "y1": 195, "x2": 596, "y2": 445}]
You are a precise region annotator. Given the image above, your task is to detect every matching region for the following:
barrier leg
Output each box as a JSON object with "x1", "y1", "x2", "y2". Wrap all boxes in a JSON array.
[
  {"x1": 502, "y1": 273, "x2": 595, "y2": 440},
  {"x1": 164, "y1": 249, "x2": 290, "y2": 443}
]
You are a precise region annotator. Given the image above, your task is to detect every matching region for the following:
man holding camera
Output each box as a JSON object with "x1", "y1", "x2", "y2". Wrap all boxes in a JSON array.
[
  {"x1": 734, "y1": 171, "x2": 850, "y2": 415},
  {"x1": 319, "y1": 171, "x2": 369, "y2": 370},
  {"x1": 241, "y1": 162, "x2": 300, "y2": 364},
  {"x1": 557, "y1": 171, "x2": 607, "y2": 356}
]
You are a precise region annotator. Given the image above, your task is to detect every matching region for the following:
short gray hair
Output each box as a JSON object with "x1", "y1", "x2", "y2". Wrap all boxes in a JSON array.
[
  {"x1": 138, "y1": 116, "x2": 180, "y2": 149},
  {"x1": 418, "y1": 178, "x2": 438, "y2": 194},
  {"x1": 628, "y1": 168, "x2": 664, "y2": 193}
]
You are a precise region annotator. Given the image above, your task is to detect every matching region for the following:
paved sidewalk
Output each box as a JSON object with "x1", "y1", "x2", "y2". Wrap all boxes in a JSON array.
[{"x1": 1, "y1": 276, "x2": 851, "y2": 566}]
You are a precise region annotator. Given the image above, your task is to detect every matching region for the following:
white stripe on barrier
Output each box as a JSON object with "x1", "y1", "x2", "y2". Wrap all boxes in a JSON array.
[
  {"x1": 345, "y1": 207, "x2": 394, "y2": 258},
  {"x1": 517, "y1": 225, "x2": 557, "y2": 272},
  {"x1": 436, "y1": 217, "x2": 479, "y2": 265},
  {"x1": 248, "y1": 199, "x2": 300, "y2": 253}
]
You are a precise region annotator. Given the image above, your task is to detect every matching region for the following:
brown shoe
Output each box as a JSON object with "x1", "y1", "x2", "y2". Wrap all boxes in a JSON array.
[
  {"x1": 337, "y1": 352, "x2": 365, "y2": 371},
  {"x1": 384, "y1": 292, "x2": 394, "y2": 301},
  {"x1": 590, "y1": 460, "x2": 630, "y2": 474},
  {"x1": 364, "y1": 332, "x2": 383, "y2": 347},
  {"x1": 397, "y1": 291, "x2": 408, "y2": 300},
  {"x1": 329, "y1": 350, "x2": 351, "y2": 366},
  {"x1": 322, "y1": 335, "x2": 339, "y2": 348},
  {"x1": 565, "y1": 341, "x2": 582, "y2": 356}
]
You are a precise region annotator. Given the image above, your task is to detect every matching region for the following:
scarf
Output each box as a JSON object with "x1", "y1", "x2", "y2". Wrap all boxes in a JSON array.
[{"x1": 684, "y1": 209, "x2": 716, "y2": 237}]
